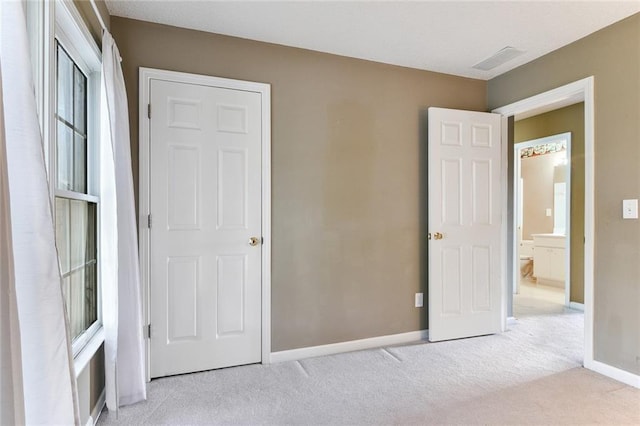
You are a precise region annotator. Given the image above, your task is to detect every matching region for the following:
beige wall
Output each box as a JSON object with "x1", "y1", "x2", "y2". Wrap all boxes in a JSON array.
[
  {"x1": 489, "y1": 14, "x2": 639, "y2": 374},
  {"x1": 520, "y1": 151, "x2": 565, "y2": 238},
  {"x1": 110, "y1": 17, "x2": 487, "y2": 351},
  {"x1": 73, "y1": 0, "x2": 110, "y2": 43},
  {"x1": 89, "y1": 345, "x2": 105, "y2": 412},
  {"x1": 515, "y1": 103, "x2": 585, "y2": 304}
]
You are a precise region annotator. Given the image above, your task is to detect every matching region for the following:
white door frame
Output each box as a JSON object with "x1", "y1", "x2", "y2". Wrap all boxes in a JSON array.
[
  {"x1": 514, "y1": 133, "x2": 572, "y2": 307},
  {"x1": 139, "y1": 67, "x2": 271, "y2": 381},
  {"x1": 492, "y1": 77, "x2": 595, "y2": 370}
]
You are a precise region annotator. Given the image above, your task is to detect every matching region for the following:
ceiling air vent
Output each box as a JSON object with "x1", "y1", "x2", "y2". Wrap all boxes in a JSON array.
[{"x1": 472, "y1": 46, "x2": 525, "y2": 71}]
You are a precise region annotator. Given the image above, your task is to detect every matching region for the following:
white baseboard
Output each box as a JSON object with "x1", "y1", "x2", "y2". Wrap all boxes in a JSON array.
[
  {"x1": 270, "y1": 329, "x2": 429, "y2": 363},
  {"x1": 568, "y1": 301, "x2": 584, "y2": 311},
  {"x1": 585, "y1": 359, "x2": 640, "y2": 389},
  {"x1": 91, "y1": 388, "x2": 106, "y2": 425}
]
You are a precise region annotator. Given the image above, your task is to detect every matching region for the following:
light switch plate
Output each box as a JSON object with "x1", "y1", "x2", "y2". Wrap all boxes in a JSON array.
[
  {"x1": 622, "y1": 199, "x2": 638, "y2": 219},
  {"x1": 545, "y1": 208, "x2": 552, "y2": 217},
  {"x1": 415, "y1": 293, "x2": 423, "y2": 308}
]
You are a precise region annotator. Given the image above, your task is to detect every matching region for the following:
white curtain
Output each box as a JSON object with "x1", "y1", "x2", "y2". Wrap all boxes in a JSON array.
[
  {"x1": 0, "y1": 1, "x2": 79, "y2": 424},
  {"x1": 0, "y1": 56, "x2": 26, "y2": 426},
  {"x1": 101, "y1": 31, "x2": 147, "y2": 410}
]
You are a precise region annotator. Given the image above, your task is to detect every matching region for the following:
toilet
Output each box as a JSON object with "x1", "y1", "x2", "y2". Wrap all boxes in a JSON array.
[{"x1": 519, "y1": 240, "x2": 534, "y2": 278}]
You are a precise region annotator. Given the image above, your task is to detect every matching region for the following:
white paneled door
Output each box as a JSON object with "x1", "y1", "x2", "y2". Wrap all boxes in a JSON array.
[
  {"x1": 428, "y1": 107, "x2": 502, "y2": 342},
  {"x1": 149, "y1": 79, "x2": 262, "y2": 378}
]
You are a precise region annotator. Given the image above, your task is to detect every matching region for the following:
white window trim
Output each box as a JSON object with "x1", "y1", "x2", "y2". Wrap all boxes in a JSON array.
[{"x1": 28, "y1": 0, "x2": 105, "y2": 375}]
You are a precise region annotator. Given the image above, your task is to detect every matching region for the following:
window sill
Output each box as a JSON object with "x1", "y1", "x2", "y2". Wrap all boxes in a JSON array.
[{"x1": 74, "y1": 326, "x2": 105, "y2": 378}]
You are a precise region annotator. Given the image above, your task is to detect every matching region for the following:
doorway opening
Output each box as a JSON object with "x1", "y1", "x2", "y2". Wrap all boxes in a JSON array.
[
  {"x1": 493, "y1": 76, "x2": 594, "y2": 369},
  {"x1": 514, "y1": 131, "x2": 574, "y2": 317}
]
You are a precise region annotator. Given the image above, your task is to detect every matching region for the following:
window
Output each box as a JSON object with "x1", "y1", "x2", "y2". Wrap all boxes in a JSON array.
[
  {"x1": 25, "y1": 1, "x2": 105, "y2": 358},
  {"x1": 54, "y1": 43, "x2": 99, "y2": 345}
]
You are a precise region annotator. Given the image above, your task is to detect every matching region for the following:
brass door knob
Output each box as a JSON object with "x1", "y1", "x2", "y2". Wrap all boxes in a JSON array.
[
  {"x1": 249, "y1": 237, "x2": 261, "y2": 246},
  {"x1": 433, "y1": 232, "x2": 444, "y2": 240}
]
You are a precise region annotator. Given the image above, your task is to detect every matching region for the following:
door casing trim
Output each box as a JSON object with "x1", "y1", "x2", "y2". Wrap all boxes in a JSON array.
[
  {"x1": 492, "y1": 76, "x2": 595, "y2": 371},
  {"x1": 139, "y1": 67, "x2": 272, "y2": 381}
]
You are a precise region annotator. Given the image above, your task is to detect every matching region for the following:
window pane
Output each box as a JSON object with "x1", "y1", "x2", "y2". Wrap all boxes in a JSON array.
[
  {"x1": 62, "y1": 275, "x2": 71, "y2": 322},
  {"x1": 85, "y1": 262, "x2": 97, "y2": 326},
  {"x1": 70, "y1": 269, "x2": 85, "y2": 339},
  {"x1": 56, "y1": 46, "x2": 73, "y2": 124},
  {"x1": 86, "y1": 203, "x2": 96, "y2": 262},
  {"x1": 84, "y1": 206, "x2": 98, "y2": 331},
  {"x1": 58, "y1": 199, "x2": 98, "y2": 342},
  {"x1": 69, "y1": 200, "x2": 88, "y2": 270},
  {"x1": 74, "y1": 134, "x2": 86, "y2": 193},
  {"x1": 57, "y1": 121, "x2": 73, "y2": 191},
  {"x1": 56, "y1": 43, "x2": 88, "y2": 194},
  {"x1": 55, "y1": 197, "x2": 70, "y2": 274},
  {"x1": 73, "y1": 67, "x2": 87, "y2": 134}
]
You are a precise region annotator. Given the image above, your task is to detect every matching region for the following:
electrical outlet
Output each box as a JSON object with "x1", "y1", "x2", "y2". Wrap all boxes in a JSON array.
[
  {"x1": 545, "y1": 208, "x2": 552, "y2": 217},
  {"x1": 415, "y1": 293, "x2": 423, "y2": 308}
]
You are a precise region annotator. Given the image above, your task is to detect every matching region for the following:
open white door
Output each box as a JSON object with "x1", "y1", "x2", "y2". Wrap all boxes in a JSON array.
[{"x1": 428, "y1": 107, "x2": 503, "y2": 342}]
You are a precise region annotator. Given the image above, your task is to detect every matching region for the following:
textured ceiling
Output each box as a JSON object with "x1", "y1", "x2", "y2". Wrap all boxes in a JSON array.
[{"x1": 105, "y1": 1, "x2": 640, "y2": 80}]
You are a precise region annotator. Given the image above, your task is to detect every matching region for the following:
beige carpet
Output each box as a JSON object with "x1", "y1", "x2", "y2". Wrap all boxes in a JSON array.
[
  {"x1": 422, "y1": 367, "x2": 639, "y2": 425},
  {"x1": 98, "y1": 302, "x2": 639, "y2": 425}
]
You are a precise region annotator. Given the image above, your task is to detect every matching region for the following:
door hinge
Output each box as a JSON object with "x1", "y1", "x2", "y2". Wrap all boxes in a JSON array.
[
  {"x1": 147, "y1": 214, "x2": 152, "y2": 228},
  {"x1": 145, "y1": 324, "x2": 151, "y2": 339},
  {"x1": 147, "y1": 103, "x2": 151, "y2": 119}
]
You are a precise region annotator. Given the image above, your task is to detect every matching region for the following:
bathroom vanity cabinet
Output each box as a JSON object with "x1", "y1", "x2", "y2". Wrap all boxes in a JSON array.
[{"x1": 532, "y1": 233, "x2": 566, "y2": 285}]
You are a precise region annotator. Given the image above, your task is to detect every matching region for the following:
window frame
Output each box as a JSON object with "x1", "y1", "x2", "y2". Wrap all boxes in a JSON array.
[
  {"x1": 28, "y1": 0, "x2": 105, "y2": 365},
  {"x1": 54, "y1": 1, "x2": 102, "y2": 359}
]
